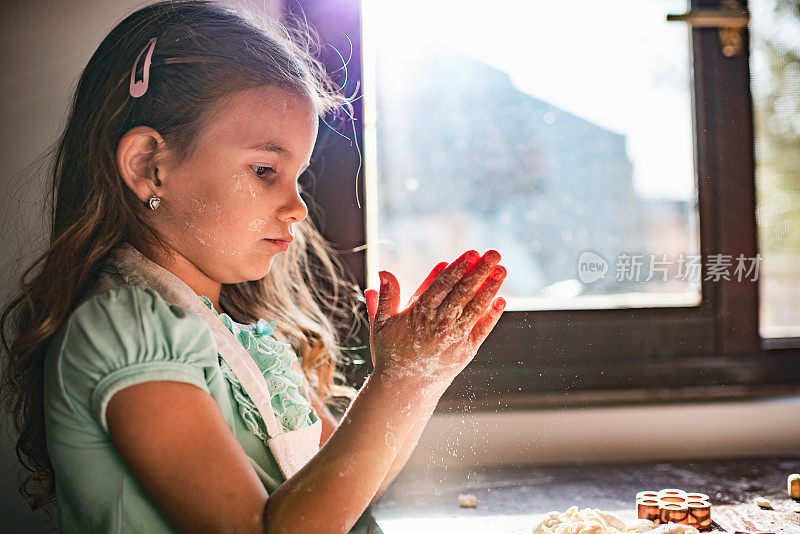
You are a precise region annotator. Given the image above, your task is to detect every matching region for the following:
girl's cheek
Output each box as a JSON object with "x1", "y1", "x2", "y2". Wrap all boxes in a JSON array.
[
  {"x1": 231, "y1": 175, "x2": 245, "y2": 193},
  {"x1": 167, "y1": 195, "x2": 227, "y2": 250},
  {"x1": 247, "y1": 181, "x2": 259, "y2": 199},
  {"x1": 174, "y1": 172, "x2": 272, "y2": 251},
  {"x1": 227, "y1": 173, "x2": 273, "y2": 236},
  {"x1": 247, "y1": 218, "x2": 267, "y2": 233},
  {"x1": 189, "y1": 198, "x2": 224, "y2": 224},
  {"x1": 181, "y1": 205, "x2": 218, "y2": 243},
  {"x1": 223, "y1": 171, "x2": 260, "y2": 201}
]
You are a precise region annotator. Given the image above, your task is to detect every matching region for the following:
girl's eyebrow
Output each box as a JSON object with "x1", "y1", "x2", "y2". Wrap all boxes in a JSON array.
[
  {"x1": 248, "y1": 141, "x2": 310, "y2": 169},
  {"x1": 248, "y1": 141, "x2": 292, "y2": 159}
]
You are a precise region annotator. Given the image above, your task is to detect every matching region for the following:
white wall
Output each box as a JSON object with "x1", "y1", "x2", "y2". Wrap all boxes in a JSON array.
[{"x1": 0, "y1": 1, "x2": 280, "y2": 531}]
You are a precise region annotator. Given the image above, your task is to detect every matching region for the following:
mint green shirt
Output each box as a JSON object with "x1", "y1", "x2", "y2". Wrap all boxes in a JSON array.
[{"x1": 42, "y1": 275, "x2": 318, "y2": 532}]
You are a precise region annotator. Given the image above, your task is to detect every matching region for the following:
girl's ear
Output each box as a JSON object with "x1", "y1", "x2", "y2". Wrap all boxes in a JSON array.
[{"x1": 116, "y1": 126, "x2": 165, "y2": 203}]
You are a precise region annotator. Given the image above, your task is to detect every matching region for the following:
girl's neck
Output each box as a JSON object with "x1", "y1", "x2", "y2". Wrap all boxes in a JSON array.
[{"x1": 137, "y1": 243, "x2": 223, "y2": 312}]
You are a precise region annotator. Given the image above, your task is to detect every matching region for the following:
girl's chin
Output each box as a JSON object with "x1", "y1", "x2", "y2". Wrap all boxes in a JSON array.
[{"x1": 240, "y1": 253, "x2": 276, "y2": 280}]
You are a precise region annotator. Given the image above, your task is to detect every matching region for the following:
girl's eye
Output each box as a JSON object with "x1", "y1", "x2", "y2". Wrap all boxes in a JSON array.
[{"x1": 250, "y1": 165, "x2": 276, "y2": 178}]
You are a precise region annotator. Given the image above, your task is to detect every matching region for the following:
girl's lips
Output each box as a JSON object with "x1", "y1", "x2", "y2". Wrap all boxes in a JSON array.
[
  {"x1": 263, "y1": 238, "x2": 289, "y2": 251},
  {"x1": 265, "y1": 234, "x2": 293, "y2": 243}
]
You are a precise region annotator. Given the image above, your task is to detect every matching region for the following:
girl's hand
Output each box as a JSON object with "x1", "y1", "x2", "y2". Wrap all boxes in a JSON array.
[
  {"x1": 364, "y1": 259, "x2": 449, "y2": 368},
  {"x1": 363, "y1": 250, "x2": 506, "y2": 391}
]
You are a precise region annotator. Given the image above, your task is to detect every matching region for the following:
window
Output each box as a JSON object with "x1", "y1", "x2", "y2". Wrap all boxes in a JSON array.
[
  {"x1": 364, "y1": 0, "x2": 701, "y2": 312},
  {"x1": 751, "y1": 0, "x2": 800, "y2": 341},
  {"x1": 295, "y1": 0, "x2": 800, "y2": 403}
]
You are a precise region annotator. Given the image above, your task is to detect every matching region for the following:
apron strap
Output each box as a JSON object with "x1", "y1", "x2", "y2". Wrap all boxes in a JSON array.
[{"x1": 268, "y1": 418, "x2": 322, "y2": 479}]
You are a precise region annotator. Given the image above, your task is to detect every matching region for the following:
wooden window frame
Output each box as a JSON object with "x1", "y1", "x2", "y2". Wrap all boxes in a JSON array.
[{"x1": 292, "y1": 0, "x2": 800, "y2": 407}]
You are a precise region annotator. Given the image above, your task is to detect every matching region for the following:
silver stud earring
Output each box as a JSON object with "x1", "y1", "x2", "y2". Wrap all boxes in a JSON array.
[{"x1": 147, "y1": 195, "x2": 161, "y2": 210}]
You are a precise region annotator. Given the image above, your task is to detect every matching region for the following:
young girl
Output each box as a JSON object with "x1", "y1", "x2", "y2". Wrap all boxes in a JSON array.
[{"x1": 0, "y1": 1, "x2": 507, "y2": 533}]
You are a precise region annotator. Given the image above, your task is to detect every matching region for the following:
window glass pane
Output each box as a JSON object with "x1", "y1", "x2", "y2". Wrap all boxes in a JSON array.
[
  {"x1": 750, "y1": 0, "x2": 800, "y2": 338},
  {"x1": 363, "y1": 0, "x2": 701, "y2": 310}
]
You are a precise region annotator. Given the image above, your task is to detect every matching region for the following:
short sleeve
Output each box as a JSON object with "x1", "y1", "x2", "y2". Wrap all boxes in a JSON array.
[{"x1": 54, "y1": 285, "x2": 219, "y2": 433}]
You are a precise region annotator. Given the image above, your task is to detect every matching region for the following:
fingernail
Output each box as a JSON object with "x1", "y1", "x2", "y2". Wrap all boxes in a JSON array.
[
  {"x1": 492, "y1": 266, "x2": 506, "y2": 280},
  {"x1": 494, "y1": 297, "x2": 505, "y2": 309}
]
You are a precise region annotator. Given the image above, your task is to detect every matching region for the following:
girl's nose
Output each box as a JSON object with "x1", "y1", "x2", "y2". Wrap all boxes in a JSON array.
[{"x1": 282, "y1": 182, "x2": 308, "y2": 223}]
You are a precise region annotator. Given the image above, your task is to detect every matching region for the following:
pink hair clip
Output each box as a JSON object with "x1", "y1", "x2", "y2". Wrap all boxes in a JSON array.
[{"x1": 129, "y1": 37, "x2": 157, "y2": 98}]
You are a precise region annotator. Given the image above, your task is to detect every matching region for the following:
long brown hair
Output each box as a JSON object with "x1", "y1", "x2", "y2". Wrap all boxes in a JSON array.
[{"x1": 0, "y1": 0, "x2": 366, "y2": 518}]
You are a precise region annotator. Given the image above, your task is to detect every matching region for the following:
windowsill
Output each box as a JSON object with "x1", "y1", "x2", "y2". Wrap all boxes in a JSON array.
[
  {"x1": 432, "y1": 349, "x2": 800, "y2": 402},
  {"x1": 409, "y1": 390, "x2": 800, "y2": 469},
  {"x1": 762, "y1": 336, "x2": 800, "y2": 350},
  {"x1": 506, "y1": 290, "x2": 702, "y2": 311},
  {"x1": 436, "y1": 382, "x2": 800, "y2": 412}
]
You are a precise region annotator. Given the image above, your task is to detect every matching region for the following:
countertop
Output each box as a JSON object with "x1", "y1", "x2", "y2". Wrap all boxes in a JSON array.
[{"x1": 369, "y1": 455, "x2": 800, "y2": 533}]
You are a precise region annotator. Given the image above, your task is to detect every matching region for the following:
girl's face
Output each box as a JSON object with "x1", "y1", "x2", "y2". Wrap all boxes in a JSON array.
[{"x1": 151, "y1": 85, "x2": 317, "y2": 285}]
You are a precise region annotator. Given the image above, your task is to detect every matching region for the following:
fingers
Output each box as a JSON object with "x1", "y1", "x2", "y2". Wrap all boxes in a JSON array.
[
  {"x1": 437, "y1": 250, "x2": 501, "y2": 322},
  {"x1": 364, "y1": 288, "x2": 379, "y2": 326},
  {"x1": 374, "y1": 270, "x2": 400, "y2": 328},
  {"x1": 407, "y1": 261, "x2": 449, "y2": 309},
  {"x1": 416, "y1": 250, "x2": 481, "y2": 311},
  {"x1": 457, "y1": 264, "x2": 506, "y2": 327},
  {"x1": 468, "y1": 297, "x2": 506, "y2": 346}
]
